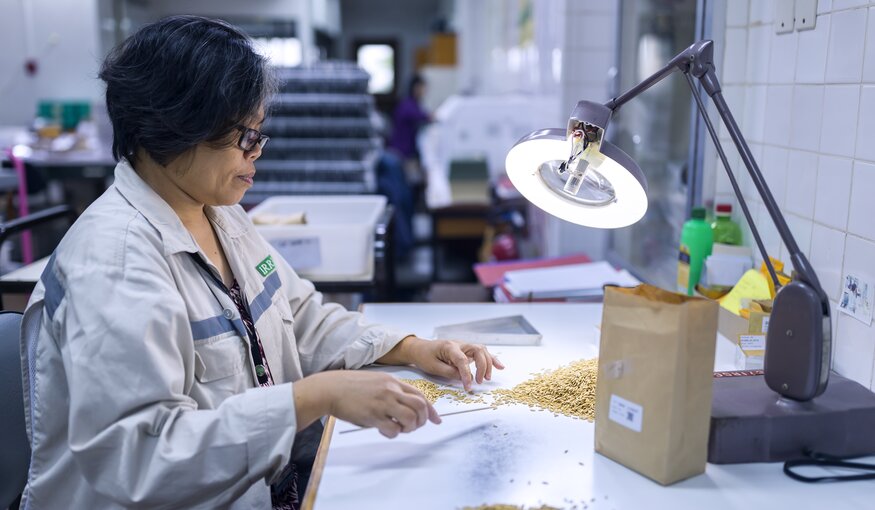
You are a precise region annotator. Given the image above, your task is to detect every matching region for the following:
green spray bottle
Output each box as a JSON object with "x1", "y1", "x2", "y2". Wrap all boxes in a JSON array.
[
  {"x1": 677, "y1": 207, "x2": 714, "y2": 296},
  {"x1": 711, "y1": 203, "x2": 743, "y2": 245}
]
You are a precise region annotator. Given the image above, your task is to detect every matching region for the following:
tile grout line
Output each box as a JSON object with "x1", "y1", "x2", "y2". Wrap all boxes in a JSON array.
[{"x1": 717, "y1": 137, "x2": 875, "y2": 166}]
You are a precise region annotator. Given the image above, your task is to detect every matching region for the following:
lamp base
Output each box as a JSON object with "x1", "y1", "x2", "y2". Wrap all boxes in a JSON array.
[{"x1": 708, "y1": 372, "x2": 875, "y2": 464}]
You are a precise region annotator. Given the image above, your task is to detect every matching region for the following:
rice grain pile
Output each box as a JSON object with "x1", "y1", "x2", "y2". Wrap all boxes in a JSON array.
[
  {"x1": 491, "y1": 358, "x2": 599, "y2": 421},
  {"x1": 400, "y1": 378, "x2": 485, "y2": 404}
]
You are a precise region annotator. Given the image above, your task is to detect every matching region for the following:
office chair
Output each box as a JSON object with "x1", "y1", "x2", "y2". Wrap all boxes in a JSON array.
[
  {"x1": 0, "y1": 205, "x2": 76, "y2": 310},
  {"x1": 0, "y1": 311, "x2": 28, "y2": 509}
]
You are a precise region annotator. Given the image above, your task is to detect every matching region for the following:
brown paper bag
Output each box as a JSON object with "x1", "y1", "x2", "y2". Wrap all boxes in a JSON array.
[{"x1": 595, "y1": 284, "x2": 718, "y2": 485}]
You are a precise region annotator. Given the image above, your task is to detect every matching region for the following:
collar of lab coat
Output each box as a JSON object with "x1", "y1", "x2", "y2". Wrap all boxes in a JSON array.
[{"x1": 113, "y1": 158, "x2": 250, "y2": 256}]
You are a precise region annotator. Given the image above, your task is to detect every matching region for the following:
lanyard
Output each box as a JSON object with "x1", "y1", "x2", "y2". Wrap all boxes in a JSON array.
[
  {"x1": 188, "y1": 252, "x2": 271, "y2": 385},
  {"x1": 784, "y1": 450, "x2": 875, "y2": 483}
]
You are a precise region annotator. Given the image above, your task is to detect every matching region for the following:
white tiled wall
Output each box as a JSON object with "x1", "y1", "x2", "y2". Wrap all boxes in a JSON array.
[
  {"x1": 713, "y1": 0, "x2": 875, "y2": 390},
  {"x1": 560, "y1": 0, "x2": 619, "y2": 112},
  {"x1": 537, "y1": 0, "x2": 620, "y2": 259}
]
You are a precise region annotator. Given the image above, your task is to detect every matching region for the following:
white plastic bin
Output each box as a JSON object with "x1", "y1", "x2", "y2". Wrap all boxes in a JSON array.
[{"x1": 248, "y1": 195, "x2": 387, "y2": 280}]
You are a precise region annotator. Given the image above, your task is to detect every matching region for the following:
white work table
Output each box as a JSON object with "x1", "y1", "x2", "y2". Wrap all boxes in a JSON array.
[
  {"x1": 304, "y1": 303, "x2": 873, "y2": 510},
  {"x1": 0, "y1": 256, "x2": 50, "y2": 285}
]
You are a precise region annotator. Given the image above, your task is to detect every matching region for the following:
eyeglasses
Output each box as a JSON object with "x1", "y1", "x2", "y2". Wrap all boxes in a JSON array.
[{"x1": 235, "y1": 125, "x2": 270, "y2": 152}]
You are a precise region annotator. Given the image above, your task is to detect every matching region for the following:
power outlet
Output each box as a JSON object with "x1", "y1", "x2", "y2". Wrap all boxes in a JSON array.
[
  {"x1": 795, "y1": 0, "x2": 818, "y2": 31},
  {"x1": 775, "y1": 0, "x2": 795, "y2": 34}
]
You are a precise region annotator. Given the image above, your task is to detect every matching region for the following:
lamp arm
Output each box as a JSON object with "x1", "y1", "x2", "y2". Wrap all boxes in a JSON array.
[
  {"x1": 689, "y1": 59, "x2": 828, "y2": 303},
  {"x1": 598, "y1": 39, "x2": 830, "y2": 401},
  {"x1": 696, "y1": 64, "x2": 832, "y2": 401},
  {"x1": 605, "y1": 39, "x2": 827, "y2": 302},
  {"x1": 605, "y1": 40, "x2": 713, "y2": 111},
  {"x1": 682, "y1": 72, "x2": 782, "y2": 290},
  {"x1": 605, "y1": 40, "x2": 781, "y2": 288}
]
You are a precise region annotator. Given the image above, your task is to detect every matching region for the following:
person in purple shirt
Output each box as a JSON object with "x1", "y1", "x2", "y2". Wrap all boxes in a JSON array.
[
  {"x1": 380, "y1": 75, "x2": 432, "y2": 262},
  {"x1": 389, "y1": 74, "x2": 432, "y2": 163}
]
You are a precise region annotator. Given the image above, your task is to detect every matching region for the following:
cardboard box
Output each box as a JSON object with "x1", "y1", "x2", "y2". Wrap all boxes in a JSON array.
[
  {"x1": 718, "y1": 305, "x2": 749, "y2": 341},
  {"x1": 719, "y1": 301, "x2": 771, "y2": 369},
  {"x1": 429, "y1": 33, "x2": 456, "y2": 65},
  {"x1": 735, "y1": 344, "x2": 764, "y2": 369}
]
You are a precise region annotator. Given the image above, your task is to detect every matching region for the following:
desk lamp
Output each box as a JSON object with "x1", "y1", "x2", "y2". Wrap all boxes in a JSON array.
[{"x1": 506, "y1": 40, "x2": 875, "y2": 463}]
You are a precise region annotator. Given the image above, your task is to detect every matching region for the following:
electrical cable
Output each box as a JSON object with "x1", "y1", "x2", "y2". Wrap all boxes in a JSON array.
[{"x1": 784, "y1": 449, "x2": 875, "y2": 483}]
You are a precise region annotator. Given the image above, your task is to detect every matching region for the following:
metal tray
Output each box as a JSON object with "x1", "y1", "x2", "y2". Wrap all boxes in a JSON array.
[{"x1": 432, "y1": 315, "x2": 542, "y2": 346}]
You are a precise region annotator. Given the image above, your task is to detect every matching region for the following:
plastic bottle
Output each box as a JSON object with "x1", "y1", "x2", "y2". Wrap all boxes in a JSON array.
[
  {"x1": 677, "y1": 207, "x2": 714, "y2": 296},
  {"x1": 711, "y1": 203, "x2": 743, "y2": 245}
]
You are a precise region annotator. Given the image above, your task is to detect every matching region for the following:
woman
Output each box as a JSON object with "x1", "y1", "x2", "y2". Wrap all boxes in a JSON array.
[
  {"x1": 388, "y1": 74, "x2": 432, "y2": 163},
  {"x1": 20, "y1": 16, "x2": 502, "y2": 509}
]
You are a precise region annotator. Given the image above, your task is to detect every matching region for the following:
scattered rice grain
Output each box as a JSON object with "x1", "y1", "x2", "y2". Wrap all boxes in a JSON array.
[{"x1": 400, "y1": 379, "x2": 485, "y2": 404}]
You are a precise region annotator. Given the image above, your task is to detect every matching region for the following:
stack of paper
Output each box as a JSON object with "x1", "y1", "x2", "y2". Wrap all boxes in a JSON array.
[
  {"x1": 499, "y1": 261, "x2": 640, "y2": 301},
  {"x1": 474, "y1": 253, "x2": 592, "y2": 287},
  {"x1": 702, "y1": 243, "x2": 753, "y2": 288}
]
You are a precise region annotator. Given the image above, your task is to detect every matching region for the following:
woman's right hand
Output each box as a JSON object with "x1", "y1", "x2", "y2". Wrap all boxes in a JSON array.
[{"x1": 294, "y1": 371, "x2": 441, "y2": 438}]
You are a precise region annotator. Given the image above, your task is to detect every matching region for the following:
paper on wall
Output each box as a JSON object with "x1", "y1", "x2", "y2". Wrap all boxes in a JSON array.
[{"x1": 838, "y1": 273, "x2": 874, "y2": 326}]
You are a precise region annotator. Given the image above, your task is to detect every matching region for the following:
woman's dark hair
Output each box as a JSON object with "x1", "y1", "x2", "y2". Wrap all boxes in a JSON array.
[
  {"x1": 408, "y1": 74, "x2": 425, "y2": 98},
  {"x1": 99, "y1": 15, "x2": 276, "y2": 166}
]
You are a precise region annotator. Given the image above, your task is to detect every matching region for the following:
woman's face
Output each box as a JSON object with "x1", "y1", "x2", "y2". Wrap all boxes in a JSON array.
[{"x1": 169, "y1": 112, "x2": 265, "y2": 207}]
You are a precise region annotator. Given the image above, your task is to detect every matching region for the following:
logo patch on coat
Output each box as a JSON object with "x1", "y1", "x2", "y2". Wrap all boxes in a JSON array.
[{"x1": 256, "y1": 255, "x2": 276, "y2": 277}]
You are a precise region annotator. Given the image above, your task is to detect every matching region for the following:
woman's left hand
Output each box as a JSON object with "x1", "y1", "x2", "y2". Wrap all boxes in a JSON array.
[{"x1": 405, "y1": 338, "x2": 505, "y2": 391}]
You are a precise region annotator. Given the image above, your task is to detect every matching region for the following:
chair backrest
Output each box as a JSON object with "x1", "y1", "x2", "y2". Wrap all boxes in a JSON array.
[{"x1": 0, "y1": 311, "x2": 29, "y2": 509}]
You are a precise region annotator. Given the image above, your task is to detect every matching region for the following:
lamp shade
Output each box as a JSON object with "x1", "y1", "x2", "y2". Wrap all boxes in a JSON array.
[{"x1": 505, "y1": 128, "x2": 648, "y2": 229}]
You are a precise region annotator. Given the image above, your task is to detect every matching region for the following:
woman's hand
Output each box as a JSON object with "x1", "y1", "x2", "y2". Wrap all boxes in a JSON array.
[
  {"x1": 294, "y1": 371, "x2": 440, "y2": 438},
  {"x1": 387, "y1": 337, "x2": 506, "y2": 392}
]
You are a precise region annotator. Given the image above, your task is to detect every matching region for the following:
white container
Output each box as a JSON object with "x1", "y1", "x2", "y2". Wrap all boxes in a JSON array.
[{"x1": 248, "y1": 195, "x2": 386, "y2": 281}]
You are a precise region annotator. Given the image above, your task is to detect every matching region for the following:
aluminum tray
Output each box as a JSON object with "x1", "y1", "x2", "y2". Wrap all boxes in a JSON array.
[{"x1": 432, "y1": 315, "x2": 542, "y2": 346}]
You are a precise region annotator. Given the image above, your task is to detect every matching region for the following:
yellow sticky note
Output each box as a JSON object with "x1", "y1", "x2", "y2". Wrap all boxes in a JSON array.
[{"x1": 719, "y1": 269, "x2": 772, "y2": 315}]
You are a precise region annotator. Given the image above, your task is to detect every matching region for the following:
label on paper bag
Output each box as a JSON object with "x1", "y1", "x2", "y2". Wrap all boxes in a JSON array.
[
  {"x1": 609, "y1": 394, "x2": 643, "y2": 432},
  {"x1": 761, "y1": 316, "x2": 770, "y2": 333},
  {"x1": 269, "y1": 237, "x2": 322, "y2": 270},
  {"x1": 740, "y1": 334, "x2": 766, "y2": 351}
]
